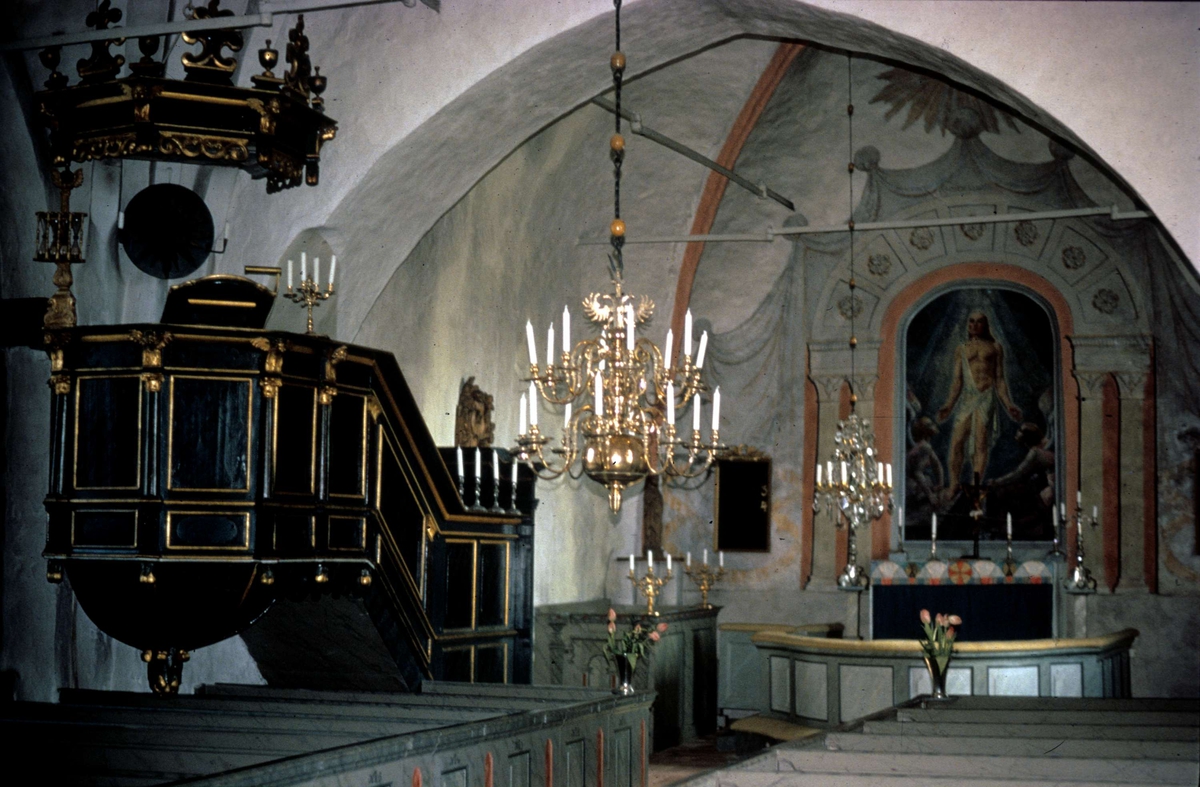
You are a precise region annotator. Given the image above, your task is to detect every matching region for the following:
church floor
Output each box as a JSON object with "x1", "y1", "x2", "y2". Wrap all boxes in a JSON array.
[{"x1": 648, "y1": 734, "x2": 750, "y2": 787}]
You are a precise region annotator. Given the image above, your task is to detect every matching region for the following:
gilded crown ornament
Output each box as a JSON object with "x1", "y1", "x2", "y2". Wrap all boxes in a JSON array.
[{"x1": 512, "y1": 0, "x2": 727, "y2": 513}]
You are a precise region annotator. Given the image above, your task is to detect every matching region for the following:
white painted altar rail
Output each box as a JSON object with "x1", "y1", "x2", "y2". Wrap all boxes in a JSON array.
[{"x1": 730, "y1": 626, "x2": 1135, "y2": 726}]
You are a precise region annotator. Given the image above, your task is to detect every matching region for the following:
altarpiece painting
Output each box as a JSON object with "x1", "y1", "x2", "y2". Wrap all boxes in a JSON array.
[{"x1": 902, "y1": 287, "x2": 1059, "y2": 542}]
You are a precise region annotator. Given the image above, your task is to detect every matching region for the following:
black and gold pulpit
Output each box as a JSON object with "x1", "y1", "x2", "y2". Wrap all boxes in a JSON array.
[{"x1": 42, "y1": 278, "x2": 534, "y2": 692}]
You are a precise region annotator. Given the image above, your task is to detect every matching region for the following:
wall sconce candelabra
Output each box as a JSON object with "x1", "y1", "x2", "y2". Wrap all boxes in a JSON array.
[
  {"x1": 285, "y1": 252, "x2": 337, "y2": 335},
  {"x1": 628, "y1": 550, "x2": 672, "y2": 616},
  {"x1": 683, "y1": 549, "x2": 724, "y2": 609},
  {"x1": 1066, "y1": 493, "x2": 1099, "y2": 593},
  {"x1": 814, "y1": 412, "x2": 894, "y2": 590},
  {"x1": 455, "y1": 447, "x2": 521, "y2": 515}
]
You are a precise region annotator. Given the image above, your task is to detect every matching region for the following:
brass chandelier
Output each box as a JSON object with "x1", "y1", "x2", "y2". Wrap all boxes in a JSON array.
[
  {"x1": 812, "y1": 56, "x2": 893, "y2": 589},
  {"x1": 513, "y1": 0, "x2": 724, "y2": 513}
]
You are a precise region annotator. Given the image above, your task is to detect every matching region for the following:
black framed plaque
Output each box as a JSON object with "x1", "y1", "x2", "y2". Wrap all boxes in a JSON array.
[{"x1": 714, "y1": 449, "x2": 771, "y2": 552}]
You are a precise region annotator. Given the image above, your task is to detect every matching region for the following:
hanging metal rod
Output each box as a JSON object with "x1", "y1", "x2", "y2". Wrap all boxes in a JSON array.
[
  {"x1": 577, "y1": 205, "x2": 1152, "y2": 246},
  {"x1": 591, "y1": 97, "x2": 795, "y2": 212},
  {"x1": 0, "y1": 1, "x2": 425, "y2": 53}
]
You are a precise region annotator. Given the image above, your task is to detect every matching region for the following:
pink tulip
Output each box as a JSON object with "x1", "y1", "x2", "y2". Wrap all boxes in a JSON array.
[
  {"x1": 607, "y1": 621, "x2": 616, "y2": 635},
  {"x1": 935, "y1": 613, "x2": 946, "y2": 626},
  {"x1": 649, "y1": 631, "x2": 660, "y2": 642},
  {"x1": 920, "y1": 609, "x2": 931, "y2": 624},
  {"x1": 634, "y1": 624, "x2": 642, "y2": 633},
  {"x1": 948, "y1": 614, "x2": 962, "y2": 626},
  {"x1": 656, "y1": 622, "x2": 668, "y2": 633},
  {"x1": 947, "y1": 626, "x2": 956, "y2": 639},
  {"x1": 608, "y1": 608, "x2": 617, "y2": 622}
]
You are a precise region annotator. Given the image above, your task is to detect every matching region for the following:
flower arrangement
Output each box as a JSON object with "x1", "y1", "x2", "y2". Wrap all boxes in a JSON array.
[
  {"x1": 918, "y1": 609, "x2": 962, "y2": 698},
  {"x1": 603, "y1": 608, "x2": 667, "y2": 677}
]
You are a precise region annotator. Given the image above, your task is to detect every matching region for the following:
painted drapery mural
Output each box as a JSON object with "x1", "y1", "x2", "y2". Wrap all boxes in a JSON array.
[{"x1": 903, "y1": 288, "x2": 1057, "y2": 541}]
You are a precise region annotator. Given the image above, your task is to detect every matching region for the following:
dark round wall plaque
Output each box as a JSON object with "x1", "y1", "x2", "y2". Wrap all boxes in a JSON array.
[{"x1": 119, "y1": 184, "x2": 214, "y2": 279}]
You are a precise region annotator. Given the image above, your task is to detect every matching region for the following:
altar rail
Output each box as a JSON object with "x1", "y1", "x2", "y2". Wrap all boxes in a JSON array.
[{"x1": 740, "y1": 626, "x2": 1135, "y2": 726}]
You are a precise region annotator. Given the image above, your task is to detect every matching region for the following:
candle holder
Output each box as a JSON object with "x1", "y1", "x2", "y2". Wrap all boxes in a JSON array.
[
  {"x1": 629, "y1": 563, "x2": 672, "y2": 616},
  {"x1": 1066, "y1": 502, "x2": 1098, "y2": 594},
  {"x1": 1002, "y1": 534, "x2": 1018, "y2": 577},
  {"x1": 284, "y1": 275, "x2": 334, "y2": 335},
  {"x1": 506, "y1": 464, "x2": 521, "y2": 515},
  {"x1": 683, "y1": 562, "x2": 724, "y2": 609}
]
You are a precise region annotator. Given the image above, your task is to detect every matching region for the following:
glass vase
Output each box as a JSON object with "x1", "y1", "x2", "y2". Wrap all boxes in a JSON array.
[
  {"x1": 614, "y1": 657, "x2": 635, "y2": 696},
  {"x1": 923, "y1": 655, "x2": 949, "y2": 700}
]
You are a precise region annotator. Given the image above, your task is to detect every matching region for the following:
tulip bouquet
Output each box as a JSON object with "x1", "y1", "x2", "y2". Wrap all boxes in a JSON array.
[
  {"x1": 918, "y1": 609, "x2": 961, "y2": 698},
  {"x1": 603, "y1": 608, "x2": 667, "y2": 692}
]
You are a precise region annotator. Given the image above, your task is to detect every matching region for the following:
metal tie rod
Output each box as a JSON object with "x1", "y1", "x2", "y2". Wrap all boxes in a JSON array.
[
  {"x1": 591, "y1": 97, "x2": 795, "y2": 212},
  {"x1": 577, "y1": 205, "x2": 1152, "y2": 246}
]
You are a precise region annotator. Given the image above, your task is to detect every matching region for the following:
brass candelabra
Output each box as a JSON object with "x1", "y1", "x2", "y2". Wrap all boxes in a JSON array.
[
  {"x1": 628, "y1": 554, "x2": 672, "y2": 616},
  {"x1": 284, "y1": 252, "x2": 336, "y2": 334},
  {"x1": 1066, "y1": 496, "x2": 1099, "y2": 593},
  {"x1": 684, "y1": 561, "x2": 724, "y2": 609}
]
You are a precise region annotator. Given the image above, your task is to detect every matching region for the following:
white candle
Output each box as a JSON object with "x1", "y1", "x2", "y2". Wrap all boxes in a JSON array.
[
  {"x1": 666, "y1": 382, "x2": 675, "y2": 425},
  {"x1": 511, "y1": 459, "x2": 518, "y2": 493},
  {"x1": 629, "y1": 553, "x2": 635, "y2": 573},
  {"x1": 528, "y1": 382, "x2": 538, "y2": 427},
  {"x1": 666, "y1": 553, "x2": 672, "y2": 572},
  {"x1": 696, "y1": 331, "x2": 709, "y2": 368},
  {"x1": 647, "y1": 549, "x2": 653, "y2": 570},
  {"x1": 626, "y1": 305, "x2": 635, "y2": 351},
  {"x1": 301, "y1": 252, "x2": 307, "y2": 282},
  {"x1": 899, "y1": 508, "x2": 905, "y2": 543},
  {"x1": 827, "y1": 461, "x2": 834, "y2": 485},
  {"x1": 287, "y1": 259, "x2": 294, "y2": 290},
  {"x1": 615, "y1": 304, "x2": 623, "y2": 329},
  {"x1": 719, "y1": 550, "x2": 724, "y2": 567},
  {"x1": 474, "y1": 448, "x2": 481, "y2": 479},
  {"x1": 328, "y1": 255, "x2": 337, "y2": 286},
  {"x1": 686, "y1": 551, "x2": 692, "y2": 567},
  {"x1": 493, "y1": 449, "x2": 500, "y2": 481},
  {"x1": 1093, "y1": 504, "x2": 1098, "y2": 521},
  {"x1": 841, "y1": 462, "x2": 848, "y2": 483},
  {"x1": 817, "y1": 464, "x2": 823, "y2": 485},
  {"x1": 702, "y1": 548, "x2": 708, "y2": 565},
  {"x1": 1006, "y1": 512, "x2": 1013, "y2": 538},
  {"x1": 564, "y1": 402, "x2": 572, "y2": 428},
  {"x1": 1060, "y1": 502, "x2": 1067, "y2": 519},
  {"x1": 665, "y1": 329, "x2": 673, "y2": 367},
  {"x1": 525, "y1": 321, "x2": 538, "y2": 366},
  {"x1": 519, "y1": 393, "x2": 527, "y2": 435},
  {"x1": 456, "y1": 446, "x2": 464, "y2": 478},
  {"x1": 314, "y1": 256, "x2": 320, "y2": 286},
  {"x1": 931, "y1": 513, "x2": 938, "y2": 542},
  {"x1": 886, "y1": 463, "x2": 893, "y2": 487},
  {"x1": 562, "y1": 306, "x2": 570, "y2": 353},
  {"x1": 1053, "y1": 504, "x2": 1059, "y2": 529},
  {"x1": 1077, "y1": 490, "x2": 1082, "y2": 505},
  {"x1": 712, "y1": 387, "x2": 721, "y2": 432},
  {"x1": 692, "y1": 394, "x2": 701, "y2": 432},
  {"x1": 685, "y1": 309, "x2": 693, "y2": 355},
  {"x1": 594, "y1": 372, "x2": 603, "y2": 416},
  {"x1": 547, "y1": 324, "x2": 555, "y2": 366}
]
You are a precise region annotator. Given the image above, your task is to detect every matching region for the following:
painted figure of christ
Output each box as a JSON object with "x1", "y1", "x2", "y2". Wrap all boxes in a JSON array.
[{"x1": 935, "y1": 311, "x2": 1022, "y2": 499}]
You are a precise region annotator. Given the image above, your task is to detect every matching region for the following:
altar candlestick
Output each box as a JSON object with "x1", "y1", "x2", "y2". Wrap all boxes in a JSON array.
[
  {"x1": 287, "y1": 259, "x2": 294, "y2": 290},
  {"x1": 301, "y1": 252, "x2": 307, "y2": 282},
  {"x1": 696, "y1": 331, "x2": 708, "y2": 368},
  {"x1": 525, "y1": 321, "x2": 537, "y2": 366},
  {"x1": 562, "y1": 306, "x2": 570, "y2": 353},
  {"x1": 314, "y1": 257, "x2": 320, "y2": 286},
  {"x1": 664, "y1": 329, "x2": 673, "y2": 366},
  {"x1": 692, "y1": 394, "x2": 701, "y2": 432},
  {"x1": 1006, "y1": 512, "x2": 1013, "y2": 538},
  {"x1": 666, "y1": 382, "x2": 675, "y2": 425},
  {"x1": 328, "y1": 255, "x2": 337, "y2": 286},
  {"x1": 456, "y1": 447, "x2": 464, "y2": 478},
  {"x1": 528, "y1": 382, "x2": 538, "y2": 427},
  {"x1": 712, "y1": 387, "x2": 721, "y2": 432},
  {"x1": 547, "y1": 324, "x2": 555, "y2": 366},
  {"x1": 474, "y1": 448, "x2": 481, "y2": 480},
  {"x1": 594, "y1": 372, "x2": 603, "y2": 416},
  {"x1": 519, "y1": 393, "x2": 527, "y2": 435}
]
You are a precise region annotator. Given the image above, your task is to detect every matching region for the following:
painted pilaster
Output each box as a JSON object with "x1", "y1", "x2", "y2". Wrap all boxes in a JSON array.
[{"x1": 1114, "y1": 371, "x2": 1149, "y2": 591}]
